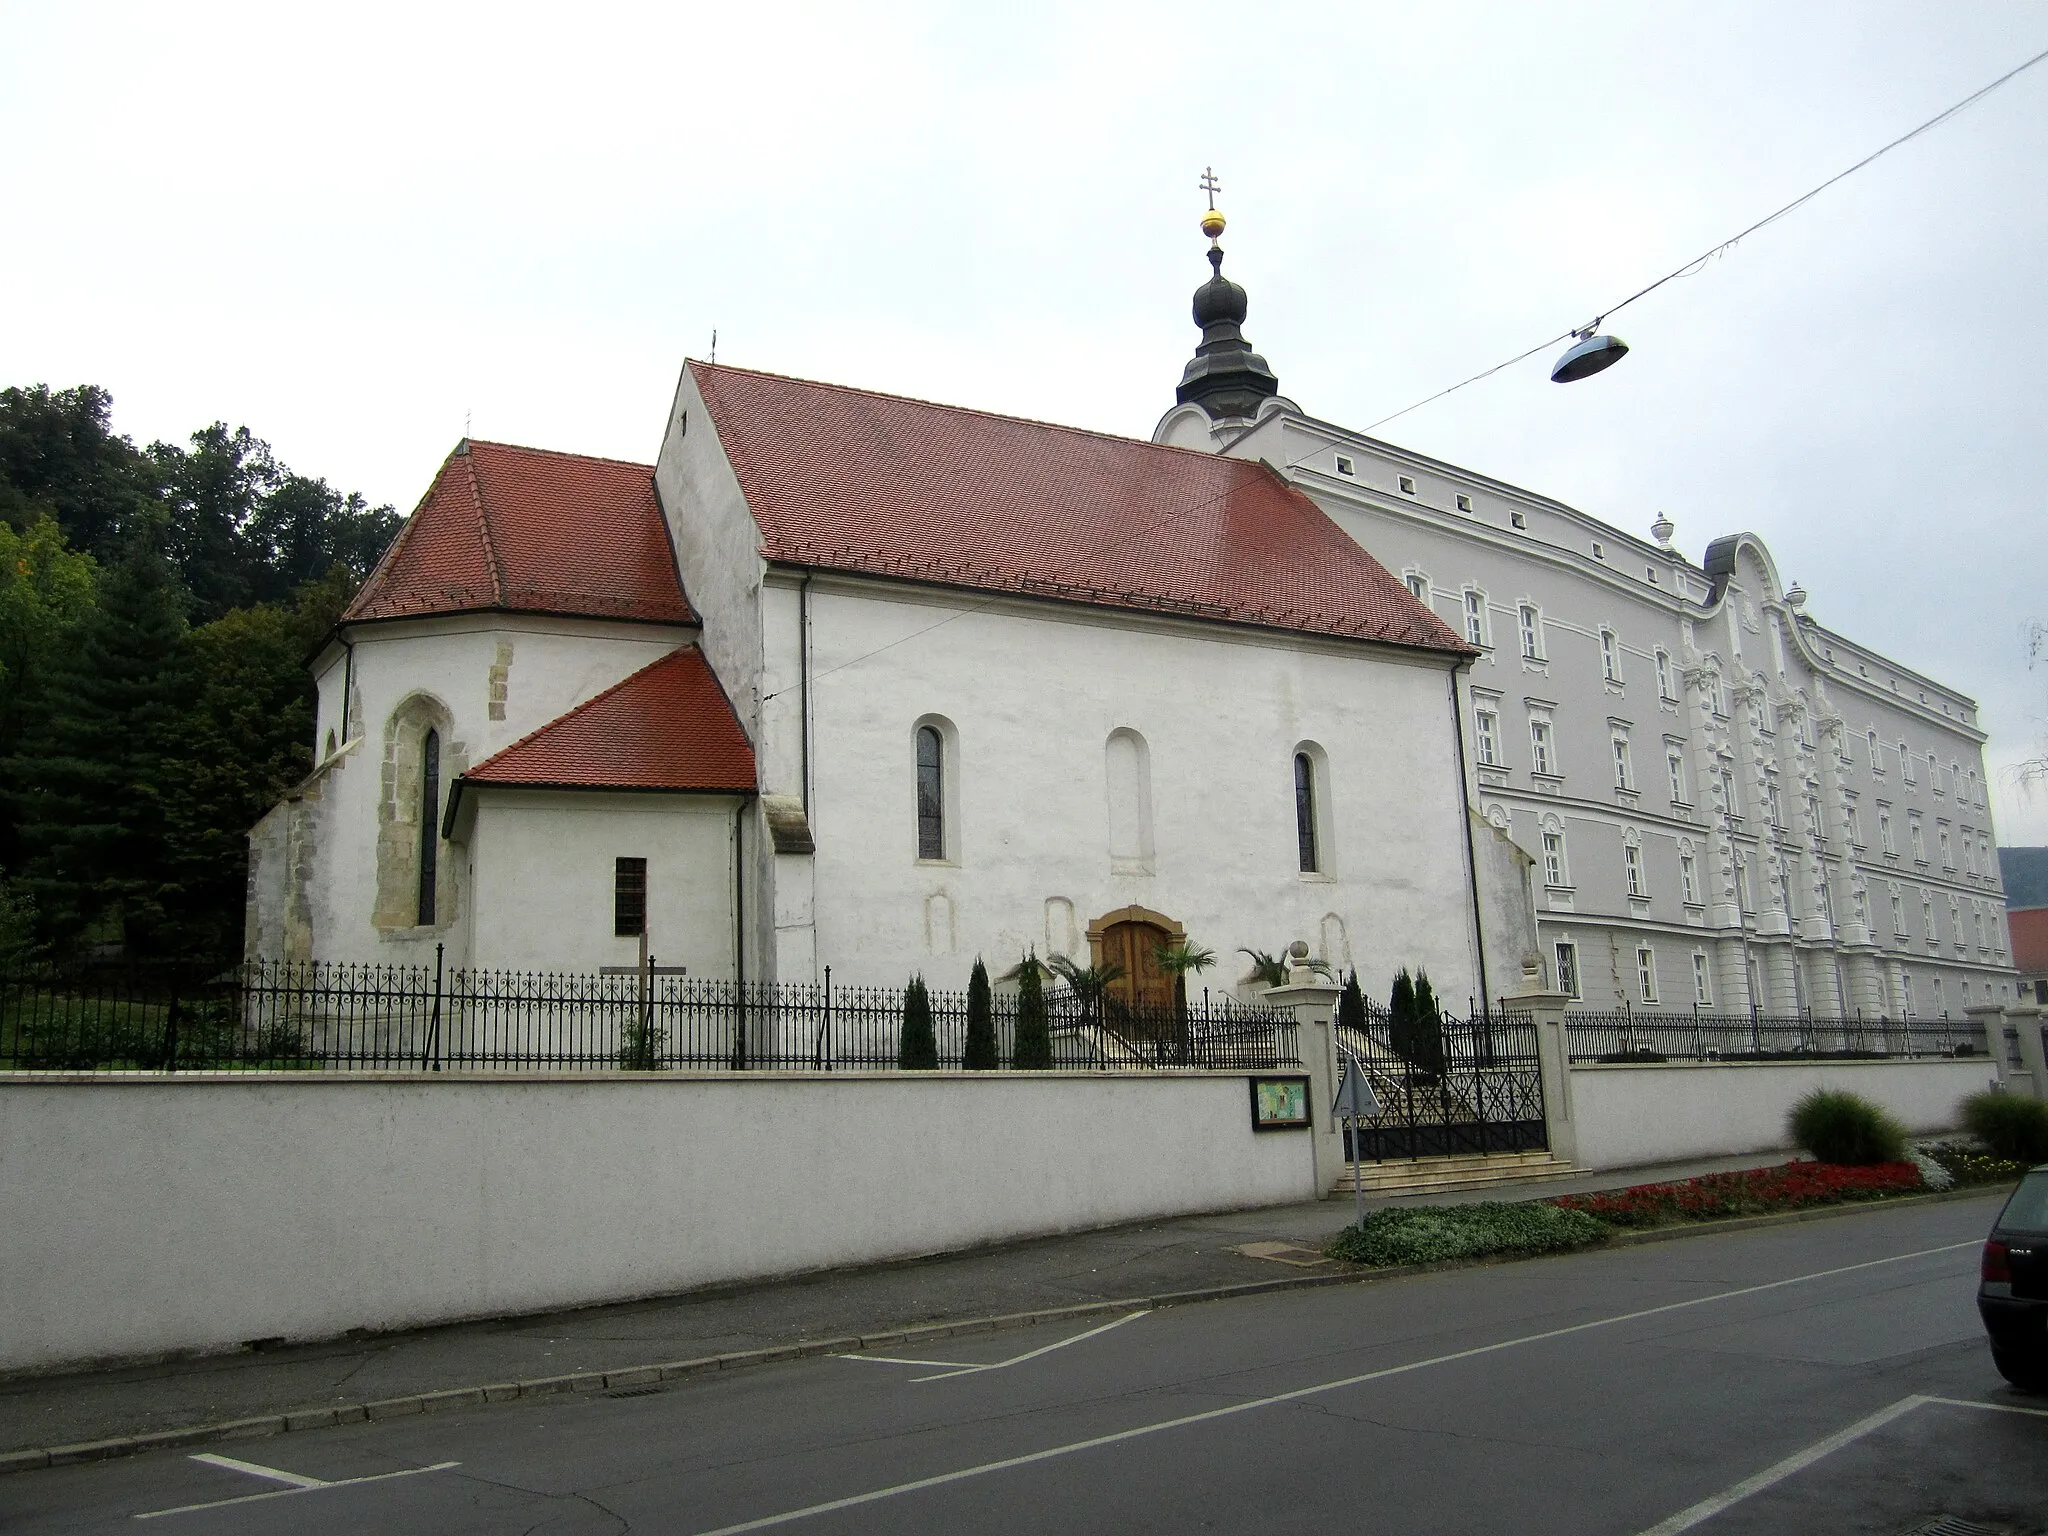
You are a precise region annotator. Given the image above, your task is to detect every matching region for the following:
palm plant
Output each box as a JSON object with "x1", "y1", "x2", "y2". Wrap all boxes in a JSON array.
[
  {"x1": 1154, "y1": 939, "x2": 1217, "y2": 1063},
  {"x1": 1238, "y1": 947, "x2": 1288, "y2": 988},
  {"x1": 1045, "y1": 953, "x2": 1125, "y2": 1031}
]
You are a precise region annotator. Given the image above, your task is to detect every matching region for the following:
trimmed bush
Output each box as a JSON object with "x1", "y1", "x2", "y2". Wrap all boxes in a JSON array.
[
  {"x1": 1327, "y1": 1201, "x2": 1605, "y2": 1267},
  {"x1": 1011, "y1": 952, "x2": 1052, "y2": 1070},
  {"x1": 1962, "y1": 1091, "x2": 2048, "y2": 1165},
  {"x1": 962, "y1": 957, "x2": 997, "y2": 1070},
  {"x1": 898, "y1": 975, "x2": 937, "y2": 1070},
  {"x1": 1554, "y1": 1161, "x2": 1921, "y2": 1227},
  {"x1": 1788, "y1": 1088, "x2": 1908, "y2": 1165},
  {"x1": 1387, "y1": 967, "x2": 1447, "y2": 1078},
  {"x1": 1337, "y1": 970, "x2": 1367, "y2": 1038}
]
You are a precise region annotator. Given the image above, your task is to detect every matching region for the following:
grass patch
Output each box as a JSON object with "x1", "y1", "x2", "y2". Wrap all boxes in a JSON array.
[
  {"x1": 1961, "y1": 1091, "x2": 2048, "y2": 1165},
  {"x1": 1325, "y1": 1201, "x2": 1607, "y2": 1267},
  {"x1": 1789, "y1": 1088, "x2": 1908, "y2": 1165}
]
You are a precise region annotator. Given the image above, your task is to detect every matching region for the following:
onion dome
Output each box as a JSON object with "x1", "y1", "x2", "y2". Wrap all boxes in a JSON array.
[{"x1": 1175, "y1": 208, "x2": 1280, "y2": 423}]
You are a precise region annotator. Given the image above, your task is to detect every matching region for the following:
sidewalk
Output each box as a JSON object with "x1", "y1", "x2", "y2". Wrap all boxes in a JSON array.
[{"x1": 0, "y1": 1150, "x2": 1808, "y2": 1457}]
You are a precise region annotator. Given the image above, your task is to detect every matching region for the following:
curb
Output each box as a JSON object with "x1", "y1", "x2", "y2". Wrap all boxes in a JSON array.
[{"x1": 0, "y1": 1183, "x2": 2009, "y2": 1477}]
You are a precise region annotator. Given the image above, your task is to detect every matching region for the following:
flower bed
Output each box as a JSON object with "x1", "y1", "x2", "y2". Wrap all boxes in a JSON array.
[{"x1": 1549, "y1": 1160, "x2": 1923, "y2": 1229}]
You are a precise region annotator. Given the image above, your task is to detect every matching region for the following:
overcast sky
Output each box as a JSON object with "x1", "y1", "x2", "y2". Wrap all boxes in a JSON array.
[{"x1": 5, "y1": 3, "x2": 2046, "y2": 839}]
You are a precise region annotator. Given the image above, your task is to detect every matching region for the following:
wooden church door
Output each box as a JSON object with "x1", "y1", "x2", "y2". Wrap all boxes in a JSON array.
[{"x1": 1100, "y1": 919, "x2": 1175, "y2": 1014}]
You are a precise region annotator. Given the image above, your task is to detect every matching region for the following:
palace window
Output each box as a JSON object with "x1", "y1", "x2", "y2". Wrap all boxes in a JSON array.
[
  {"x1": 1922, "y1": 892, "x2": 1937, "y2": 941},
  {"x1": 1624, "y1": 841, "x2": 1646, "y2": 898},
  {"x1": 916, "y1": 724, "x2": 946, "y2": 860},
  {"x1": 1541, "y1": 830, "x2": 1569, "y2": 888},
  {"x1": 1890, "y1": 889, "x2": 1904, "y2": 934},
  {"x1": 1867, "y1": 730, "x2": 1882, "y2": 770},
  {"x1": 614, "y1": 857, "x2": 648, "y2": 938},
  {"x1": 1901, "y1": 745, "x2": 1916, "y2": 785},
  {"x1": 1846, "y1": 803, "x2": 1862, "y2": 847},
  {"x1": 1474, "y1": 705, "x2": 1501, "y2": 766},
  {"x1": 1554, "y1": 941, "x2": 1582, "y2": 999},
  {"x1": 1405, "y1": 571, "x2": 1429, "y2": 602},
  {"x1": 1680, "y1": 850, "x2": 1700, "y2": 905},
  {"x1": 1463, "y1": 588, "x2": 1488, "y2": 647},
  {"x1": 1909, "y1": 814, "x2": 1926, "y2": 862},
  {"x1": 1636, "y1": 946, "x2": 1658, "y2": 1003},
  {"x1": 1518, "y1": 603, "x2": 1542, "y2": 659},
  {"x1": 1939, "y1": 824, "x2": 1954, "y2": 869},
  {"x1": 1530, "y1": 718, "x2": 1556, "y2": 777},
  {"x1": 1600, "y1": 628, "x2": 1622, "y2": 684},
  {"x1": 1667, "y1": 749, "x2": 1688, "y2": 804},
  {"x1": 1878, "y1": 804, "x2": 1895, "y2": 854},
  {"x1": 1765, "y1": 779, "x2": 1783, "y2": 828},
  {"x1": 1655, "y1": 649, "x2": 1674, "y2": 701},
  {"x1": 1611, "y1": 735, "x2": 1633, "y2": 791},
  {"x1": 416, "y1": 728, "x2": 441, "y2": 927},
  {"x1": 1692, "y1": 952, "x2": 1712, "y2": 1006}
]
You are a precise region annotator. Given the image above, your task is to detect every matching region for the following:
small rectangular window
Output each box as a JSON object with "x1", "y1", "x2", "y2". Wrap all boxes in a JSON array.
[
  {"x1": 1398, "y1": 475, "x2": 1417, "y2": 495},
  {"x1": 614, "y1": 857, "x2": 648, "y2": 938},
  {"x1": 1455, "y1": 493, "x2": 1474, "y2": 512},
  {"x1": 1334, "y1": 455, "x2": 1355, "y2": 477},
  {"x1": 1510, "y1": 511, "x2": 1528, "y2": 530},
  {"x1": 1591, "y1": 540, "x2": 1605, "y2": 560},
  {"x1": 1646, "y1": 566, "x2": 1659, "y2": 584}
]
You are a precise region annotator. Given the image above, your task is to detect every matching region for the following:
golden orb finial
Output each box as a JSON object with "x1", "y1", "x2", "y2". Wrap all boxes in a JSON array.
[{"x1": 1200, "y1": 208, "x2": 1226, "y2": 240}]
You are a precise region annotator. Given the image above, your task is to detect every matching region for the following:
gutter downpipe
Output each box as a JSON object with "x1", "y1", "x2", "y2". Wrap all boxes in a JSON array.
[
  {"x1": 799, "y1": 574, "x2": 813, "y2": 813},
  {"x1": 1448, "y1": 662, "x2": 1493, "y2": 1011}
]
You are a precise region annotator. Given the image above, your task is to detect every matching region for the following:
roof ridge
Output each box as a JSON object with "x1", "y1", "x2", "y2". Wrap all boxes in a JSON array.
[
  {"x1": 460, "y1": 444, "x2": 508, "y2": 607},
  {"x1": 465, "y1": 438, "x2": 655, "y2": 471},
  {"x1": 690, "y1": 360, "x2": 1263, "y2": 469},
  {"x1": 465, "y1": 645, "x2": 696, "y2": 778}
]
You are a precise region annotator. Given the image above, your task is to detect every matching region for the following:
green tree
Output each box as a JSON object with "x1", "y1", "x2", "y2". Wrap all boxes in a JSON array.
[
  {"x1": 0, "y1": 385, "x2": 156, "y2": 556},
  {"x1": 963, "y1": 957, "x2": 997, "y2": 1069},
  {"x1": 7, "y1": 545, "x2": 192, "y2": 953},
  {"x1": 0, "y1": 868, "x2": 38, "y2": 965},
  {"x1": 0, "y1": 515, "x2": 98, "y2": 867},
  {"x1": 1011, "y1": 950, "x2": 1053, "y2": 1069},
  {"x1": 1400, "y1": 968, "x2": 1448, "y2": 1078},
  {"x1": 1337, "y1": 969, "x2": 1368, "y2": 1041},
  {"x1": 898, "y1": 974, "x2": 938, "y2": 1069}
]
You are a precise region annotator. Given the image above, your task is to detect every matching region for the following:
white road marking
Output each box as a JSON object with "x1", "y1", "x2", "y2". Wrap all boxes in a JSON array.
[
  {"x1": 1634, "y1": 1394, "x2": 1930, "y2": 1534},
  {"x1": 832, "y1": 1311, "x2": 1151, "y2": 1382},
  {"x1": 1923, "y1": 1393, "x2": 2048, "y2": 1419},
  {"x1": 685, "y1": 1239, "x2": 1977, "y2": 1535},
  {"x1": 132, "y1": 1461, "x2": 460, "y2": 1520},
  {"x1": 186, "y1": 1452, "x2": 331, "y2": 1489}
]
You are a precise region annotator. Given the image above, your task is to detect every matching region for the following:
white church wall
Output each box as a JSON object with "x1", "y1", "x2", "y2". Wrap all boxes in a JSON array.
[
  {"x1": 781, "y1": 577, "x2": 1481, "y2": 1002},
  {"x1": 279, "y1": 616, "x2": 690, "y2": 969},
  {"x1": 465, "y1": 791, "x2": 741, "y2": 977},
  {"x1": 654, "y1": 365, "x2": 767, "y2": 745},
  {"x1": 0, "y1": 1071, "x2": 1314, "y2": 1374}
]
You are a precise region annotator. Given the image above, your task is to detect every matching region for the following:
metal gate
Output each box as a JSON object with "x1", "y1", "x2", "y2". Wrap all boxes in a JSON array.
[{"x1": 1336, "y1": 1005, "x2": 1547, "y2": 1161}]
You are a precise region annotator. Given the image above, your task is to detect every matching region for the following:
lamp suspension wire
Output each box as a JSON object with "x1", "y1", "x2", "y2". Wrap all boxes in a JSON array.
[
  {"x1": 764, "y1": 44, "x2": 2048, "y2": 701},
  {"x1": 1362, "y1": 41, "x2": 2048, "y2": 432}
]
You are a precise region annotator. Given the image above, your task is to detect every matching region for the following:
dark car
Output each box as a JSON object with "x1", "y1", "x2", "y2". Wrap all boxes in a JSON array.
[{"x1": 1979, "y1": 1166, "x2": 2048, "y2": 1390}]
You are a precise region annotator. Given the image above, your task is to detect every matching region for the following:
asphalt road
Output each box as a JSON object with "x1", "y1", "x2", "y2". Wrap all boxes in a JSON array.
[{"x1": 6, "y1": 1192, "x2": 2041, "y2": 1535}]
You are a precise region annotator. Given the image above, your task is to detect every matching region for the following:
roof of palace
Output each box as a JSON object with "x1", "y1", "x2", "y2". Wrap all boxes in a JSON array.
[
  {"x1": 459, "y1": 646, "x2": 755, "y2": 796},
  {"x1": 345, "y1": 439, "x2": 694, "y2": 626},
  {"x1": 690, "y1": 362, "x2": 1471, "y2": 655}
]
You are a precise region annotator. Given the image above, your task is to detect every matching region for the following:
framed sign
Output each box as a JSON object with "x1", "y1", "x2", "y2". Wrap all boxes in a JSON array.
[{"x1": 1249, "y1": 1076, "x2": 1311, "y2": 1131}]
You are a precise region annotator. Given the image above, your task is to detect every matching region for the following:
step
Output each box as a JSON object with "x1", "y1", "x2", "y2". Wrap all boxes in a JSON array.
[{"x1": 1330, "y1": 1154, "x2": 1575, "y2": 1199}]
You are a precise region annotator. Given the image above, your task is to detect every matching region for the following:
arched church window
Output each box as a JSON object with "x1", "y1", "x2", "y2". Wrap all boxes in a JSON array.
[
  {"x1": 417, "y1": 728, "x2": 440, "y2": 926},
  {"x1": 1294, "y1": 752, "x2": 1319, "y2": 873},
  {"x1": 915, "y1": 725, "x2": 944, "y2": 861}
]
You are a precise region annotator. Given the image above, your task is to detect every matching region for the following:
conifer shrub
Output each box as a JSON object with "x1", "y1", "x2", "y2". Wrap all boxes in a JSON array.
[
  {"x1": 963, "y1": 957, "x2": 997, "y2": 1070},
  {"x1": 1336, "y1": 970, "x2": 1367, "y2": 1038},
  {"x1": 898, "y1": 975, "x2": 938, "y2": 1070},
  {"x1": 1387, "y1": 967, "x2": 1447, "y2": 1078},
  {"x1": 1011, "y1": 952, "x2": 1053, "y2": 1070},
  {"x1": 1788, "y1": 1088, "x2": 1908, "y2": 1165},
  {"x1": 1962, "y1": 1090, "x2": 2048, "y2": 1165}
]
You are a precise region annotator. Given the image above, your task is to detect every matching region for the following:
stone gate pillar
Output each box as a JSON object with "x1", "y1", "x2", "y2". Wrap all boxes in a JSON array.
[
  {"x1": 1264, "y1": 969, "x2": 1344, "y2": 1196},
  {"x1": 1510, "y1": 985, "x2": 1578, "y2": 1167}
]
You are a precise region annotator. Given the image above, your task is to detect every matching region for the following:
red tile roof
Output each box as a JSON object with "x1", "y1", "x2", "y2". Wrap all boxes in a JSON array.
[
  {"x1": 460, "y1": 647, "x2": 755, "y2": 795},
  {"x1": 691, "y1": 363, "x2": 1471, "y2": 654},
  {"x1": 346, "y1": 440, "x2": 694, "y2": 626}
]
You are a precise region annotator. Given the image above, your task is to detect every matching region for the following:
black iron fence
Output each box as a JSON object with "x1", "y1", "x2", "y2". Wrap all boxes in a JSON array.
[
  {"x1": 1564, "y1": 1010, "x2": 1981, "y2": 1064},
  {"x1": 0, "y1": 958, "x2": 1300, "y2": 1074},
  {"x1": 1335, "y1": 999, "x2": 1547, "y2": 1160}
]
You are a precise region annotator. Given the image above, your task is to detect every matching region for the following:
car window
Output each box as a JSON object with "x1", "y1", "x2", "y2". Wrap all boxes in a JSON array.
[{"x1": 1998, "y1": 1171, "x2": 2048, "y2": 1232}]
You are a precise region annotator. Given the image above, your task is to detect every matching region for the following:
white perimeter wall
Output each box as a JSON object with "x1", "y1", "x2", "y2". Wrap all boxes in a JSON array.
[
  {"x1": 0, "y1": 1074, "x2": 1314, "y2": 1375},
  {"x1": 1567, "y1": 1057, "x2": 1996, "y2": 1171}
]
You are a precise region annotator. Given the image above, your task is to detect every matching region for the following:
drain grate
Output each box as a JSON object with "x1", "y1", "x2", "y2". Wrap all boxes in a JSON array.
[
  {"x1": 606, "y1": 1386, "x2": 668, "y2": 1399},
  {"x1": 1897, "y1": 1518, "x2": 2020, "y2": 1536}
]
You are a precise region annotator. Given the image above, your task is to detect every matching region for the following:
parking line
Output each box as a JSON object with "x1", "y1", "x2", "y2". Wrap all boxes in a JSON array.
[
  {"x1": 832, "y1": 1312, "x2": 1151, "y2": 1382},
  {"x1": 132, "y1": 1462, "x2": 460, "y2": 1520},
  {"x1": 684, "y1": 1239, "x2": 1977, "y2": 1535},
  {"x1": 187, "y1": 1453, "x2": 330, "y2": 1490},
  {"x1": 1634, "y1": 1395, "x2": 1930, "y2": 1535}
]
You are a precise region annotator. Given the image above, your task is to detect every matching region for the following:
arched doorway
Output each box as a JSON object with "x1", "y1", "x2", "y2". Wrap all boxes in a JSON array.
[{"x1": 1086, "y1": 906, "x2": 1183, "y2": 1014}]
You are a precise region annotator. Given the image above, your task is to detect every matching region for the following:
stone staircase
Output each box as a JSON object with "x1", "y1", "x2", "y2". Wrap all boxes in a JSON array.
[{"x1": 1329, "y1": 1150, "x2": 1575, "y2": 1200}]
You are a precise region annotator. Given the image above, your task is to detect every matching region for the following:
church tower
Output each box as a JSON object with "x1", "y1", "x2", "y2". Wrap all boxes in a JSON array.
[{"x1": 1173, "y1": 187, "x2": 1280, "y2": 425}]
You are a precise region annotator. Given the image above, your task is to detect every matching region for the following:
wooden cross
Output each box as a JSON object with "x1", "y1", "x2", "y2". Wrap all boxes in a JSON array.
[{"x1": 1199, "y1": 166, "x2": 1221, "y2": 209}]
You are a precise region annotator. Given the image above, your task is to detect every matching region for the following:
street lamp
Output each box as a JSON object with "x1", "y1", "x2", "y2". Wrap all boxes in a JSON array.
[{"x1": 1551, "y1": 327, "x2": 1629, "y2": 383}]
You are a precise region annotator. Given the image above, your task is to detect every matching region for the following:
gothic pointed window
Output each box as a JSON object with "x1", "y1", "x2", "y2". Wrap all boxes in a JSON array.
[
  {"x1": 417, "y1": 728, "x2": 441, "y2": 926},
  {"x1": 916, "y1": 725, "x2": 945, "y2": 861}
]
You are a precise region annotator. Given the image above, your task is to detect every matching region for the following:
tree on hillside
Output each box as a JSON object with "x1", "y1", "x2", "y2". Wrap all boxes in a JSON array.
[
  {"x1": 6, "y1": 546, "x2": 192, "y2": 954},
  {"x1": 0, "y1": 516, "x2": 98, "y2": 870}
]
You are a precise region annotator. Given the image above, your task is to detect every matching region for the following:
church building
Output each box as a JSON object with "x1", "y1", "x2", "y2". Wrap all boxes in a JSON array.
[{"x1": 247, "y1": 217, "x2": 1523, "y2": 1011}]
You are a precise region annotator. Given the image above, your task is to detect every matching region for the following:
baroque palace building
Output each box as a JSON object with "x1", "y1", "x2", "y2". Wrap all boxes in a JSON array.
[{"x1": 1156, "y1": 209, "x2": 2019, "y2": 1020}]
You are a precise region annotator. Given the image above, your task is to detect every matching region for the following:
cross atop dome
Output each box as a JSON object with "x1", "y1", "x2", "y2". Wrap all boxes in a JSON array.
[{"x1": 1175, "y1": 169, "x2": 1279, "y2": 424}]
